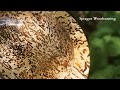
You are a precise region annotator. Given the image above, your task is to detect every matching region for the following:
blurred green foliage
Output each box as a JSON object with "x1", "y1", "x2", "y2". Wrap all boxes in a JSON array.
[{"x1": 69, "y1": 11, "x2": 120, "y2": 79}]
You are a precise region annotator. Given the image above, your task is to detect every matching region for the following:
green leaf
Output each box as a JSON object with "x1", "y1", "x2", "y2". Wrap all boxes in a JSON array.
[
  {"x1": 89, "y1": 65, "x2": 115, "y2": 79},
  {"x1": 89, "y1": 38, "x2": 108, "y2": 73},
  {"x1": 106, "y1": 36, "x2": 120, "y2": 57}
]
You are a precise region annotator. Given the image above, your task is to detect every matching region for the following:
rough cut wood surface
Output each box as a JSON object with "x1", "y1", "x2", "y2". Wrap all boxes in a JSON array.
[{"x1": 0, "y1": 11, "x2": 90, "y2": 79}]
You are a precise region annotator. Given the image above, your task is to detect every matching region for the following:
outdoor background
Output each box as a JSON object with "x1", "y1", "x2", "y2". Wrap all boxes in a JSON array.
[{"x1": 68, "y1": 11, "x2": 120, "y2": 79}]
